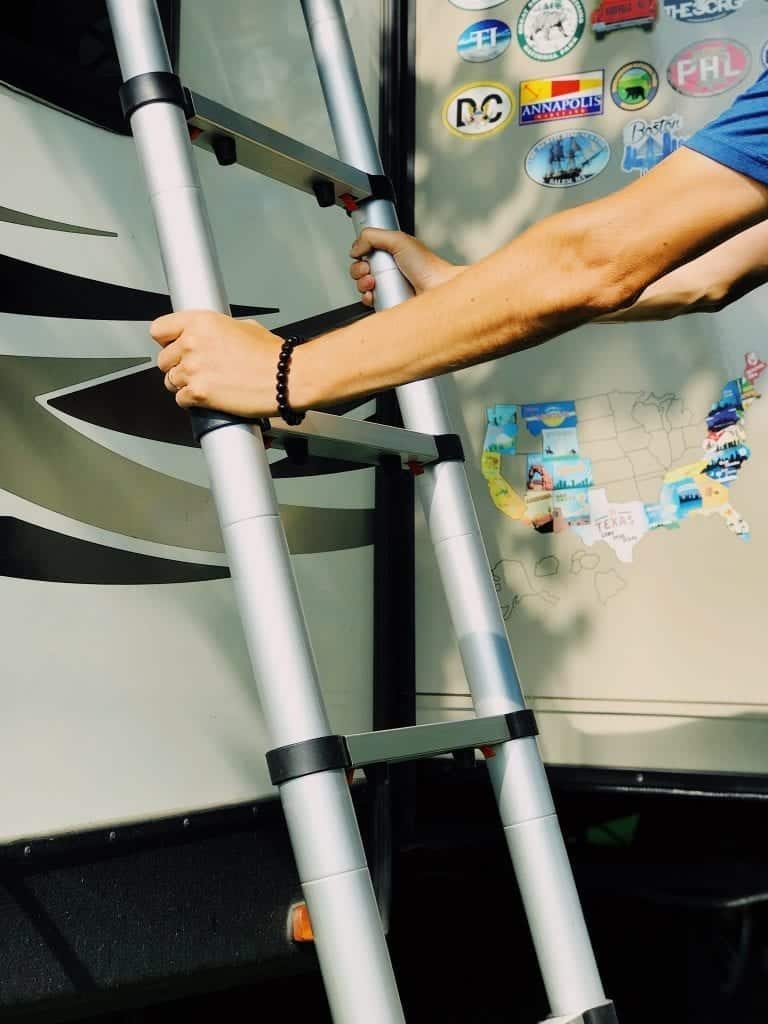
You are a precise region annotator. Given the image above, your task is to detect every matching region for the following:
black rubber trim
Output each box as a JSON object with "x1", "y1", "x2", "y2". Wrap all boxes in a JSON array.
[
  {"x1": 190, "y1": 408, "x2": 243, "y2": 443},
  {"x1": 583, "y1": 1002, "x2": 619, "y2": 1024},
  {"x1": 433, "y1": 433, "x2": 465, "y2": 464},
  {"x1": 266, "y1": 735, "x2": 350, "y2": 787},
  {"x1": 358, "y1": 173, "x2": 396, "y2": 207},
  {"x1": 504, "y1": 709, "x2": 538, "y2": 740},
  {"x1": 118, "y1": 71, "x2": 192, "y2": 121}
]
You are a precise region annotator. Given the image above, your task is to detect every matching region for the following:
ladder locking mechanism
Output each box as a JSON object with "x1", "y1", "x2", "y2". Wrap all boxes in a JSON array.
[{"x1": 265, "y1": 710, "x2": 538, "y2": 787}]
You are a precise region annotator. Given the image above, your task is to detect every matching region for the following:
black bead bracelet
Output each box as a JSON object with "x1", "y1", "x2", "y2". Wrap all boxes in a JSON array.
[{"x1": 276, "y1": 335, "x2": 307, "y2": 426}]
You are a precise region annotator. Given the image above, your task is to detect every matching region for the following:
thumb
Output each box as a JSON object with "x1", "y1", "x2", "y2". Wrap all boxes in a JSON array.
[{"x1": 350, "y1": 227, "x2": 406, "y2": 259}]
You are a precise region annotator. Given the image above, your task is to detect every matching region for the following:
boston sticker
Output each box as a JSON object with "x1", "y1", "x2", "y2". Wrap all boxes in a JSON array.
[
  {"x1": 449, "y1": 0, "x2": 510, "y2": 9},
  {"x1": 611, "y1": 61, "x2": 659, "y2": 110},
  {"x1": 442, "y1": 82, "x2": 515, "y2": 138},
  {"x1": 517, "y1": 0, "x2": 586, "y2": 62},
  {"x1": 667, "y1": 39, "x2": 750, "y2": 97},
  {"x1": 458, "y1": 19, "x2": 512, "y2": 62},
  {"x1": 519, "y1": 70, "x2": 604, "y2": 125},
  {"x1": 525, "y1": 130, "x2": 610, "y2": 187},
  {"x1": 621, "y1": 113, "x2": 685, "y2": 175},
  {"x1": 662, "y1": 0, "x2": 749, "y2": 22}
]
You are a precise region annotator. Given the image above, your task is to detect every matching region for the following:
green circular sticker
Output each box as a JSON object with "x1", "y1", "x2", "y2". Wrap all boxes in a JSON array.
[
  {"x1": 517, "y1": 0, "x2": 585, "y2": 62},
  {"x1": 611, "y1": 61, "x2": 659, "y2": 111}
]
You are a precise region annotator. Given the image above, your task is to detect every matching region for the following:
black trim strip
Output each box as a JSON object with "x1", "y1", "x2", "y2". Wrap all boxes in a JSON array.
[
  {"x1": 0, "y1": 516, "x2": 227, "y2": 585},
  {"x1": 548, "y1": 764, "x2": 768, "y2": 800},
  {"x1": 0, "y1": 253, "x2": 277, "y2": 320}
]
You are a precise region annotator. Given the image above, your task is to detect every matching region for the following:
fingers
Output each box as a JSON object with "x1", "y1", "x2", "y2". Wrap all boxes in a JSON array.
[
  {"x1": 349, "y1": 259, "x2": 370, "y2": 281},
  {"x1": 156, "y1": 339, "x2": 182, "y2": 374},
  {"x1": 349, "y1": 227, "x2": 404, "y2": 259},
  {"x1": 163, "y1": 361, "x2": 187, "y2": 394},
  {"x1": 150, "y1": 312, "x2": 188, "y2": 345}
]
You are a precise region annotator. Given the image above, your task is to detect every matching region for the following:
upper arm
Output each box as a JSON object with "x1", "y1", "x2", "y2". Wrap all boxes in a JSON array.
[{"x1": 587, "y1": 146, "x2": 768, "y2": 303}]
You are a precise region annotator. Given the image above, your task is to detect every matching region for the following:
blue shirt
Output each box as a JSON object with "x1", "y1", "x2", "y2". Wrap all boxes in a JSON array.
[{"x1": 685, "y1": 70, "x2": 768, "y2": 186}]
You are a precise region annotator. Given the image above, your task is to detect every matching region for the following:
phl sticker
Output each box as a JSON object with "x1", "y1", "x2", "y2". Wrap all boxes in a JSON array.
[
  {"x1": 519, "y1": 70, "x2": 604, "y2": 125},
  {"x1": 517, "y1": 0, "x2": 586, "y2": 62},
  {"x1": 621, "y1": 114, "x2": 685, "y2": 175},
  {"x1": 667, "y1": 39, "x2": 751, "y2": 97},
  {"x1": 458, "y1": 19, "x2": 512, "y2": 62},
  {"x1": 591, "y1": 0, "x2": 658, "y2": 39},
  {"x1": 662, "y1": 0, "x2": 748, "y2": 21},
  {"x1": 525, "y1": 131, "x2": 610, "y2": 187},
  {"x1": 442, "y1": 82, "x2": 515, "y2": 138},
  {"x1": 611, "y1": 61, "x2": 659, "y2": 110}
]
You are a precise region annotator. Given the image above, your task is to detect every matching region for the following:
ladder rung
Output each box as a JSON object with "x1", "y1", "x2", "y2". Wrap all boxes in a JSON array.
[
  {"x1": 345, "y1": 715, "x2": 519, "y2": 768},
  {"x1": 264, "y1": 411, "x2": 441, "y2": 469},
  {"x1": 187, "y1": 91, "x2": 373, "y2": 208}
]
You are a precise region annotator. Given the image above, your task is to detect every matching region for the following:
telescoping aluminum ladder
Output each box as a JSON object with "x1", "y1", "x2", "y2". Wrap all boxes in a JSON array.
[{"x1": 105, "y1": 3, "x2": 619, "y2": 1022}]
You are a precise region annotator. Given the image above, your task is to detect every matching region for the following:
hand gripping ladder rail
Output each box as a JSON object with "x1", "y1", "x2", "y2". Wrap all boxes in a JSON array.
[{"x1": 106, "y1": 2, "x2": 619, "y2": 1021}]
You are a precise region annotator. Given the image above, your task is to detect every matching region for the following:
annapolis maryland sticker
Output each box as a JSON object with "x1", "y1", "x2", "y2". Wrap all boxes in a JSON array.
[
  {"x1": 517, "y1": 0, "x2": 586, "y2": 62},
  {"x1": 442, "y1": 82, "x2": 516, "y2": 138},
  {"x1": 457, "y1": 19, "x2": 512, "y2": 62},
  {"x1": 519, "y1": 70, "x2": 604, "y2": 124},
  {"x1": 525, "y1": 130, "x2": 610, "y2": 187},
  {"x1": 621, "y1": 113, "x2": 685, "y2": 175},
  {"x1": 449, "y1": 0, "x2": 510, "y2": 9},
  {"x1": 662, "y1": 0, "x2": 749, "y2": 22},
  {"x1": 610, "y1": 61, "x2": 659, "y2": 110},
  {"x1": 667, "y1": 39, "x2": 751, "y2": 97}
]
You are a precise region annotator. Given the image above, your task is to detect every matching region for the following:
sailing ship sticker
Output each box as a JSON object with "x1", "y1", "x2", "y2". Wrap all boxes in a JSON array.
[
  {"x1": 525, "y1": 130, "x2": 610, "y2": 186},
  {"x1": 517, "y1": 0, "x2": 586, "y2": 61}
]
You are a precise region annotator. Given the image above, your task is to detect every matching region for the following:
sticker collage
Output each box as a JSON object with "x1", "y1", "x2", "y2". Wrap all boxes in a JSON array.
[
  {"x1": 444, "y1": 0, "x2": 763, "y2": 185},
  {"x1": 481, "y1": 353, "x2": 768, "y2": 562}
]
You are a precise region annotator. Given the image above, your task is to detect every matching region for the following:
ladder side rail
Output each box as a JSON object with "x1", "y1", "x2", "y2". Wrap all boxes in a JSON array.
[
  {"x1": 105, "y1": 4, "x2": 404, "y2": 1022},
  {"x1": 300, "y1": 1, "x2": 612, "y2": 1019}
]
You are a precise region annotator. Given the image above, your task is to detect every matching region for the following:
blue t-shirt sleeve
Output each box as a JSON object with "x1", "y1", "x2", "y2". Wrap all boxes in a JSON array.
[{"x1": 684, "y1": 70, "x2": 768, "y2": 185}]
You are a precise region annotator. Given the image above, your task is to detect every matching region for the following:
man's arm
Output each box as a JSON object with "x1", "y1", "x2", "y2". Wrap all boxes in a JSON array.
[
  {"x1": 151, "y1": 147, "x2": 768, "y2": 417},
  {"x1": 598, "y1": 218, "x2": 768, "y2": 322}
]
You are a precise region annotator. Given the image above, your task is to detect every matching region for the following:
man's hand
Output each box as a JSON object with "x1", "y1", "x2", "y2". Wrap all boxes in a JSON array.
[
  {"x1": 349, "y1": 227, "x2": 465, "y2": 306},
  {"x1": 151, "y1": 310, "x2": 291, "y2": 417}
]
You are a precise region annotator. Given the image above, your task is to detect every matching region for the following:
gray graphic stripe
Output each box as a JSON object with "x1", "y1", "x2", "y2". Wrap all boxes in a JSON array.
[{"x1": 0, "y1": 204, "x2": 117, "y2": 237}]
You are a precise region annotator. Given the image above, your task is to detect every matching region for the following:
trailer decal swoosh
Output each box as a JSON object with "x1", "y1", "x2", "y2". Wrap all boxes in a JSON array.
[{"x1": 0, "y1": 204, "x2": 118, "y2": 237}]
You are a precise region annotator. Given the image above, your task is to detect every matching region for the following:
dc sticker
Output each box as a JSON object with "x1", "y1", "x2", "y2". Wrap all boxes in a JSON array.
[
  {"x1": 458, "y1": 20, "x2": 512, "y2": 62},
  {"x1": 443, "y1": 83, "x2": 515, "y2": 137},
  {"x1": 525, "y1": 130, "x2": 610, "y2": 187},
  {"x1": 611, "y1": 61, "x2": 659, "y2": 110},
  {"x1": 517, "y1": 0, "x2": 586, "y2": 62}
]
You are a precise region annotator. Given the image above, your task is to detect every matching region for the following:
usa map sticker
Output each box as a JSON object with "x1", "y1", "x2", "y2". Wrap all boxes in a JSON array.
[
  {"x1": 611, "y1": 61, "x2": 659, "y2": 111},
  {"x1": 458, "y1": 19, "x2": 512, "y2": 61},
  {"x1": 667, "y1": 39, "x2": 751, "y2": 97},
  {"x1": 480, "y1": 356, "x2": 767, "y2": 566},
  {"x1": 517, "y1": 0, "x2": 586, "y2": 62},
  {"x1": 519, "y1": 70, "x2": 604, "y2": 125},
  {"x1": 621, "y1": 114, "x2": 685, "y2": 175},
  {"x1": 662, "y1": 0, "x2": 749, "y2": 21},
  {"x1": 442, "y1": 82, "x2": 515, "y2": 138},
  {"x1": 525, "y1": 130, "x2": 610, "y2": 187}
]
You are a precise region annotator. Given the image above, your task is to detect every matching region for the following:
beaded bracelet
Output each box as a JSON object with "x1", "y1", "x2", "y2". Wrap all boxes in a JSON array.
[{"x1": 276, "y1": 335, "x2": 307, "y2": 426}]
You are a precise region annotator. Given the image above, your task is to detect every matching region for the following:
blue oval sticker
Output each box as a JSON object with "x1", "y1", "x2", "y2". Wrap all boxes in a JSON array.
[
  {"x1": 525, "y1": 130, "x2": 610, "y2": 187},
  {"x1": 457, "y1": 19, "x2": 512, "y2": 62}
]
